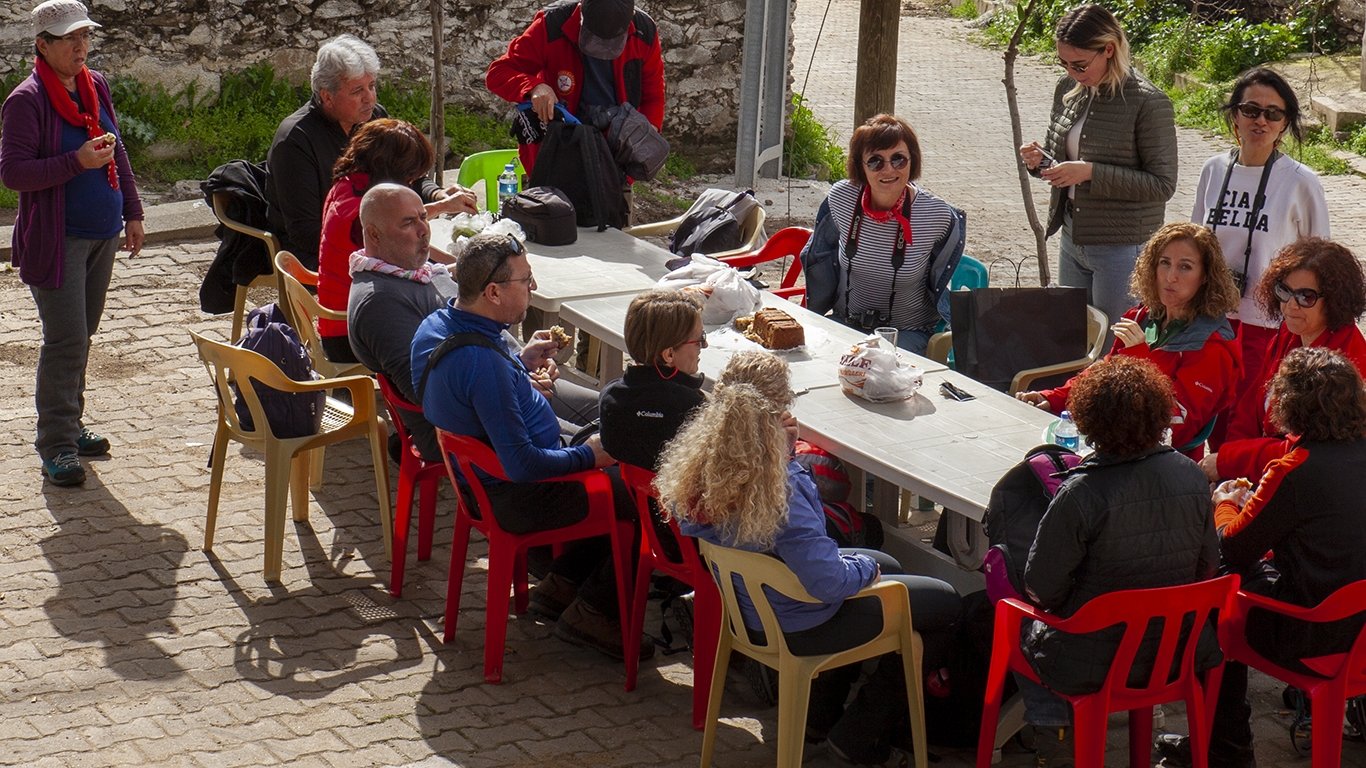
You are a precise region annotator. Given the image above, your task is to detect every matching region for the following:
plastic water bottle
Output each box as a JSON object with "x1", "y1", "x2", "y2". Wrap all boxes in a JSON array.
[
  {"x1": 497, "y1": 163, "x2": 519, "y2": 214},
  {"x1": 1054, "y1": 410, "x2": 1080, "y2": 451}
]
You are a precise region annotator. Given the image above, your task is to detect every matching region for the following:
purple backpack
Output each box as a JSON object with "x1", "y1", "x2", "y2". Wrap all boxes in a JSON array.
[
  {"x1": 232, "y1": 304, "x2": 324, "y2": 438},
  {"x1": 982, "y1": 444, "x2": 1082, "y2": 599}
]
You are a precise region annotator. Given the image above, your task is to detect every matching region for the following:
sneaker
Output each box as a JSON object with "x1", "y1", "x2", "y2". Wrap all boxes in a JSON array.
[
  {"x1": 76, "y1": 428, "x2": 110, "y2": 457},
  {"x1": 42, "y1": 452, "x2": 86, "y2": 486},
  {"x1": 553, "y1": 597, "x2": 654, "y2": 662},
  {"x1": 528, "y1": 573, "x2": 578, "y2": 621},
  {"x1": 1033, "y1": 725, "x2": 1074, "y2": 768}
]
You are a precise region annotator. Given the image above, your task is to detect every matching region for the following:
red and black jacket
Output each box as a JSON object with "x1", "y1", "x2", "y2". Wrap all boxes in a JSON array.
[{"x1": 486, "y1": 0, "x2": 666, "y2": 174}]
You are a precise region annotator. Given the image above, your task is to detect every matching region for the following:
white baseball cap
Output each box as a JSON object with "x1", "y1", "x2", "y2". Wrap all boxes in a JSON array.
[{"x1": 32, "y1": 0, "x2": 101, "y2": 38}]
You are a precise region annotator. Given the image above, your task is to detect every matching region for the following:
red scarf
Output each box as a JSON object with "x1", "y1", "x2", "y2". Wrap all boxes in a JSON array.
[
  {"x1": 860, "y1": 185, "x2": 913, "y2": 248},
  {"x1": 35, "y1": 56, "x2": 118, "y2": 190}
]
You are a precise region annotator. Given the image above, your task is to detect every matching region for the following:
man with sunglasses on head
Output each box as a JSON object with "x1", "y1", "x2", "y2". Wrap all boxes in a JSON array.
[{"x1": 410, "y1": 233, "x2": 648, "y2": 662}]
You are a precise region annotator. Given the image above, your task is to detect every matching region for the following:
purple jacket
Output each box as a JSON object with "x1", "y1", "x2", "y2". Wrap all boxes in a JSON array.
[{"x1": 0, "y1": 69, "x2": 143, "y2": 289}]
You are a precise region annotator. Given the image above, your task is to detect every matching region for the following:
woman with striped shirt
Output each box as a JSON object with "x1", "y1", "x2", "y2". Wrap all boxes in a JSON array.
[{"x1": 826, "y1": 114, "x2": 965, "y2": 355}]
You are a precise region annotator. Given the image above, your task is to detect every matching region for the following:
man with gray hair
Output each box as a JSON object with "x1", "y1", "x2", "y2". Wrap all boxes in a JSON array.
[{"x1": 264, "y1": 35, "x2": 465, "y2": 269}]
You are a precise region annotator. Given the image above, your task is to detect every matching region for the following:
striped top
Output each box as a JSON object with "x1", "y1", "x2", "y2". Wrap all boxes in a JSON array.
[{"x1": 828, "y1": 180, "x2": 954, "y2": 331}]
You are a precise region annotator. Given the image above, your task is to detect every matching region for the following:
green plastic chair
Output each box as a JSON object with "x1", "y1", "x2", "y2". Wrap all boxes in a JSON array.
[
  {"x1": 456, "y1": 149, "x2": 524, "y2": 214},
  {"x1": 951, "y1": 254, "x2": 989, "y2": 291}
]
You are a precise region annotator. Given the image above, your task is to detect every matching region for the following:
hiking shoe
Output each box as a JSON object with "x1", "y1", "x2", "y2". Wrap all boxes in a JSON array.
[
  {"x1": 42, "y1": 452, "x2": 86, "y2": 486},
  {"x1": 528, "y1": 572, "x2": 578, "y2": 621},
  {"x1": 553, "y1": 597, "x2": 654, "y2": 662},
  {"x1": 1033, "y1": 725, "x2": 1074, "y2": 768},
  {"x1": 76, "y1": 428, "x2": 110, "y2": 457}
]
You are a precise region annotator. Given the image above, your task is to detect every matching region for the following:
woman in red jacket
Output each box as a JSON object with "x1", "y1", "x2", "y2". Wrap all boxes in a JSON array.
[
  {"x1": 316, "y1": 119, "x2": 473, "y2": 364},
  {"x1": 1202, "y1": 237, "x2": 1366, "y2": 482},
  {"x1": 1016, "y1": 222, "x2": 1242, "y2": 458}
]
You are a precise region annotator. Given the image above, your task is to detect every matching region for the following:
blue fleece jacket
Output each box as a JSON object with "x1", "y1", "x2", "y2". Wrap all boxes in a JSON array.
[
  {"x1": 682, "y1": 460, "x2": 878, "y2": 633},
  {"x1": 411, "y1": 303, "x2": 594, "y2": 483}
]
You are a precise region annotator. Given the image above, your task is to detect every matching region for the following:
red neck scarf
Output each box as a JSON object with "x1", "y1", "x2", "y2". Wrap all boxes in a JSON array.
[
  {"x1": 35, "y1": 56, "x2": 118, "y2": 190},
  {"x1": 860, "y1": 185, "x2": 913, "y2": 245}
]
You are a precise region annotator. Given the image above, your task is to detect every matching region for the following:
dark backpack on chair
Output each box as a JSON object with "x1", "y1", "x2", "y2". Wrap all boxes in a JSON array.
[
  {"x1": 981, "y1": 443, "x2": 1082, "y2": 598},
  {"x1": 232, "y1": 304, "x2": 324, "y2": 439},
  {"x1": 529, "y1": 117, "x2": 628, "y2": 232},
  {"x1": 670, "y1": 188, "x2": 759, "y2": 258}
]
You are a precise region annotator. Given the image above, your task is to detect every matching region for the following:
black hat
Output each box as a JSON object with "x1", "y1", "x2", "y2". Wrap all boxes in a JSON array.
[{"x1": 579, "y1": 0, "x2": 632, "y2": 59}]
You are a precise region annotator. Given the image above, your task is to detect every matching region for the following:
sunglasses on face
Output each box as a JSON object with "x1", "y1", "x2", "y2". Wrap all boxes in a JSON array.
[
  {"x1": 1274, "y1": 281, "x2": 1321, "y2": 308},
  {"x1": 480, "y1": 235, "x2": 528, "y2": 290},
  {"x1": 1057, "y1": 49, "x2": 1102, "y2": 74},
  {"x1": 1235, "y1": 102, "x2": 1287, "y2": 123},
  {"x1": 864, "y1": 153, "x2": 910, "y2": 172}
]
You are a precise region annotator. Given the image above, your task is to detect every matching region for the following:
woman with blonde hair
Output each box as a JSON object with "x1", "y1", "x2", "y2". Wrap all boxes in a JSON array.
[
  {"x1": 1016, "y1": 222, "x2": 1242, "y2": 458},
  {"x1": 657, "y1": 351, "x2": 961, "y2": 765},
  {"x1": 1019, "y1": 4, "x2": 1178, "y2": 345}
]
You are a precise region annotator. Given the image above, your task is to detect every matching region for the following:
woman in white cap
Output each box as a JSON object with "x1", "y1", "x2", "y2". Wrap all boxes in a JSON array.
[{"x1": 0, "y1": 0, "x2": 144, "y2": 487}]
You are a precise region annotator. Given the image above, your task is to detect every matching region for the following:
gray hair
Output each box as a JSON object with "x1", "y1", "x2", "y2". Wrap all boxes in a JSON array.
[{"x1": 311, "y1": 34, "x2": 380, "y2": 96}]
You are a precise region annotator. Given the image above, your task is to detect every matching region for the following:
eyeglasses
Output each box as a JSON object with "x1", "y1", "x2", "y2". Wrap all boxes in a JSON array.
[
  {"x1": 480, "y1": 235, "x2": 528, "y2": 290},
  {"x1": 1235, "y1": 102, "x2": 1287, "y2": 123},
  {"x1": 677, "y1": 335, "x2": 708, "y2": 349},
  {"x1": 1273, "y1": 281, "x2": 1321, "y2": 308},
  {"x1": 47, "y1": 30, "x2": 92, "y2": 44},
  {"x1": 1057, "y1": 49, "x2": 1103, "y2": 74},
  {"x1": 864, "y1": 153, "x2": 909, "y2": 172}
]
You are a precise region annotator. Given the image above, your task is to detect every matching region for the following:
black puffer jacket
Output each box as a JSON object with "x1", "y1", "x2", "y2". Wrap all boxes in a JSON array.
[{"x1": 1022, "y1": 446, "x2": 1220, "y2": 695}]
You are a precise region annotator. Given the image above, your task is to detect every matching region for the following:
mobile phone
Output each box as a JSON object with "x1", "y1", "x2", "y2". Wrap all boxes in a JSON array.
[
  {"x1": 940, "y1": 381, "x2": 976, "y2": 401},
  {"x1": 1037, "y1": 149, "x2": 1057, "y2": 171}
]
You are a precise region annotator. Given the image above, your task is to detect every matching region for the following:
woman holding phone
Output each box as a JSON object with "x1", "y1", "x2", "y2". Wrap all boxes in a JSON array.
[
  {"x1": 1019, "y1": 4, "x2": 1177, "y2": 345},
  {"x1": 1190, "y1": 68, "x2": 1329, "y2": 447}
]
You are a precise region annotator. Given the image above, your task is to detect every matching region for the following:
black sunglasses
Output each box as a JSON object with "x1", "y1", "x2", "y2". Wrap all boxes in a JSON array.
[
  {"x1": 1235, "y1": 103, "x2": 1287, "y2": 123},
  {"x1": 864, "y1": 153, "x2": 910, "y2": 172},
  {"x1": 480, "y1": 235, "x2": 527, "y2": 290},
  {"x1": 1273, "y1": 281, "x2": 1321, "y2": 308}
]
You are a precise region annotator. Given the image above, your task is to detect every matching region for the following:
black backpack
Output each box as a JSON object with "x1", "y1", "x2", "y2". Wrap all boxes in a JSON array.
[
  {"x1": 529, "y1": 119, "x2": 628, "y2": 232},
  {"x1": 581, "y1": 102, "x2": 670, "y2": 182},
  {"x1": 502, "y1": 186, "x2": 577, "y2": 246},
  {"x1": 981, "y1": 444, "x2": 1082, "y2": 596},
  {"x1": 232, "y1": 304, "x2": 324, "y2": 438},
  {"x1": 670, "y1": 189, "x2": 760, "y2": 257}
]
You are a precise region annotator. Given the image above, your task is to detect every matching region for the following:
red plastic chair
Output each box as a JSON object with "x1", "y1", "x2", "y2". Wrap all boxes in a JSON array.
[
  {"x1": 1221, "y1": 580, "x2": 1366, "y2": 768},
  {"x1": 618, "y1": 464, "x2": 722, "y2": 729},
  {"x1": 376, "y1": 374, "x2": 454, "y2": 598},
  {"x1": 435, "y1": 429, "x2": 634, "y2": 684},
  {"x1": 977, "y1": 576, "x2": 1239, "y2": 768},
  {"x1": 720, "y1": 226, "x2": 812, "y2": 306}
]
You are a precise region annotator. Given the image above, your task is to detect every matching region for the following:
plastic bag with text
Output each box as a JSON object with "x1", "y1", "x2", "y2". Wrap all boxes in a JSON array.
[
  {"x1": 838, "y1": 336, "x2": 924, "y2": 403},
  {"x1": 656, "y1": 255, "x2": 762, "y2": 325}
]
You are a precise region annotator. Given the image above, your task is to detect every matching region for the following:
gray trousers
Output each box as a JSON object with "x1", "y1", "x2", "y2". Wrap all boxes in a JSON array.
[{"x1": 30, "y1": 236, "x2": 118, "y2": 460}]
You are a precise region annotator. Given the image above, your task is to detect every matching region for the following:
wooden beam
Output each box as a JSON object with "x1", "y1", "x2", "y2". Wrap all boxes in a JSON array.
[{"x1": 854, "y1": 0, "x2": 900, "y2": 125}]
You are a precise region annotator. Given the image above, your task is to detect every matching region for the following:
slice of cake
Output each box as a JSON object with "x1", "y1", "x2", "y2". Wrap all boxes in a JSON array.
[{"x1": 751, "y1": 307, "x2": 805, "y2": 350}]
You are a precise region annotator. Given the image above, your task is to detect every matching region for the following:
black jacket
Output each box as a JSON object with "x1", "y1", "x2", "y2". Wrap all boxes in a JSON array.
[
  {"x1": 200, "y1": 159, "x2": 273, "y2": 314},
  {"x1": 598, "y1": 364, "x2": 706, "y2": 471},
  {"x1": 1022, "y1": 446, "x2": 1221, "y2": 695},
  {"x1": 264, "y1": 98, "x2": 440, "y2": 269}
]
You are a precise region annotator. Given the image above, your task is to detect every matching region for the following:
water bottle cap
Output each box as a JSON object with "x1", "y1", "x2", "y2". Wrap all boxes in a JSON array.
[
  {"x1": 1061, "y1": 410, "x2": 1073, "y2": 420},
  {"x1": 504, "y1": 163, "x2": 515, "y2": 171}
]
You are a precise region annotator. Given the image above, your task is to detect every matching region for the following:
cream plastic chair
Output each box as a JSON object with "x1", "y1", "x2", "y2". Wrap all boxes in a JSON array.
[
  {"x1": 274, "y1": 251, "x2": 371, "y2": 381},
  {"x1": 190, "y1": 331, "x2": 392, "y2": 582},
  {"x1": 211, "y1": 192, "x2": 282, "y2": 342},
  {"x1": 696, "y1": 540, "x2": 928, "y2": 768},
  {"x1": 926, "y1": 305, "x2": 1109, "y2": 395},
  {"x1": 624, "y1": 204, "x2": 766, "y2": 261}
]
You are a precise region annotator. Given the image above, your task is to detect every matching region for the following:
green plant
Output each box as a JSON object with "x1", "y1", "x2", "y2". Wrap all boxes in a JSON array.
[
  {"x1": 661, "y1": 152, "x2": 696, "y2": 180},
  {"x1": 951, "y1": 0, "x2": 979, "y2": 20},
  {"x1": 785, "y1": 94, "x2": 847, "y2": 181},
  {"x1": 0, "y1": 185, "x2": 17, "y2": 208}
]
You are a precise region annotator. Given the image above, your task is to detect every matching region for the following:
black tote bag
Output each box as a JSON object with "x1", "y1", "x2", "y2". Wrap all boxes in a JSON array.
[{"x1": 949, "y1": 287, "x2": 1089, "y2": 392}]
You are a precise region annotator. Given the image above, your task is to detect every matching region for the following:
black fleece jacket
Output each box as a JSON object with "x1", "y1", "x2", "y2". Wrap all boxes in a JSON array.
[{"x1": 598, "y1": 364, "x2": 706, "y2": 471}]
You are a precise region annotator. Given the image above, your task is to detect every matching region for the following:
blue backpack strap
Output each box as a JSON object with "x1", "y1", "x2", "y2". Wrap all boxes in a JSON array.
[{"x1": 415, "y1": 332, "x2": 519, "y2": 404}]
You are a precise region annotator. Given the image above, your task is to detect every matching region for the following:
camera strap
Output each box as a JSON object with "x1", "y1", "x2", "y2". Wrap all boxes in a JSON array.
[
  {"x1": 1210, "y1": 147, "x2": 1278, "y2": 295},
  {"x1": 843, "y1": 189, "x2": 914, "y2": 320}
]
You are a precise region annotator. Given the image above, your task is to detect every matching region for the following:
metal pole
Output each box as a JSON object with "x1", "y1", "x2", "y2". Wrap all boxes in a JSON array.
[
  {"x1": 735, "y1": 0, "x2": 767, "y2": 187},
  {"x1": 757, "y1": 0, "x2": 790, "y2": 178}
]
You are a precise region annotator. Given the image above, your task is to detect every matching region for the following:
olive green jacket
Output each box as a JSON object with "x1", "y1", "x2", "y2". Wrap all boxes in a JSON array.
[{"x1": 1038, "y1": 72, "x2": 1178, "y2": 245}]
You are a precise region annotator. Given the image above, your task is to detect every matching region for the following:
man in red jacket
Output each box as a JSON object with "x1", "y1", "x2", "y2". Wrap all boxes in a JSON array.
[{"x1": 486, "y1": 0, "x2": 665, "y2": 177}]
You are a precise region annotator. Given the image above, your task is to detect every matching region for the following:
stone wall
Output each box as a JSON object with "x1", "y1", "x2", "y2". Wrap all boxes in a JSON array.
[
  {"x1": 1218, "y1": 0, "x2": 1363, "y2": 41},
  {"x1": 0, "y1": 0, "x2": 757, "y2": 170}
]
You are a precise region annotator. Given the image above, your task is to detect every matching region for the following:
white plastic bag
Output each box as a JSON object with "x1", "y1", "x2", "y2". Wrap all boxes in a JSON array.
[
  {"x1": 656, "y1": 255, "x2": 761, "y2": 325},
  {"x1": 838, "y1": 335, "x2": 923, "y2": 403}
]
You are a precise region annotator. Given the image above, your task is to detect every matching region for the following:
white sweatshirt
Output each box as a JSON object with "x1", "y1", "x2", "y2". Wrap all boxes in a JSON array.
[{"x1": 1191, "y1": 150, "x2": 1330, "y2": 328}]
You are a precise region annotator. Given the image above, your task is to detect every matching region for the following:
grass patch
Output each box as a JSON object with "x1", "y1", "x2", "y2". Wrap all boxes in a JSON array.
[
  {"x1": 951, "y1": 0, "x2": 980, "y2": 20},
  {"x1": 661, "y1": 152, "x2": 697, "y2": 181},
  {"x1": 785, "y1": 94, "x2": 847, "y2": 181},
  {"x1": 0, "y1": 186, "x2": 16, "y2": 208}
]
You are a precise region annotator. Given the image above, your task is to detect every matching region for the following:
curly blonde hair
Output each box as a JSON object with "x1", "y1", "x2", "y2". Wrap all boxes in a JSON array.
[
  {"x1": 654, "y1": 352, "x2": 792, "y2": 549},
  {"x1": 1129, "y1": 222, "x2": 1240, "y2": 322}
]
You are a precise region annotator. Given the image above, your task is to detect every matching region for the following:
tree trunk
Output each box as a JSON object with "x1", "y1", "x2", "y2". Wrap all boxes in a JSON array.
[
  {"x1": 429, "y1": 0, "x2": 446, "y2": 187},
  {"x1": 1003, "y1": 0, "x2": 1050, "y2": 286},
  {"x1": 854, "y1": 0, "x2": 900, "y2": 124}
]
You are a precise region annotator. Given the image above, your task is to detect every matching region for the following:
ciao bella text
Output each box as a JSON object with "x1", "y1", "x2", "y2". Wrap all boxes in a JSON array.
[{"x1": 1205, "y1": 190, "x2": 1271, "y2": 233}]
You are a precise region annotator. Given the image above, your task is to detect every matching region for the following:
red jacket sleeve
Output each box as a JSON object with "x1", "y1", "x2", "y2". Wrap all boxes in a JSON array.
[
  {"x1": 486, "y1": 14, "x2": 550, "y2": 105},
  {"x1": 637, "y1": 34, "x2": 666, "y2": 130},
  {"x1": 1217, "y1": 436, "x2": 1294, "y2": 481}
]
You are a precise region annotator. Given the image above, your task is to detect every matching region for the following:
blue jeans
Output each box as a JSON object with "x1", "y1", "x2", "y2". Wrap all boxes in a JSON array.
[
  {"x1": 30, "y1": 236, "x2": 118, "y2": 460},
  {"x1": 1016, "y1": 674, "x2": 1072, "y2": 727},
  {"x1": 1057, "y1": 211, "x2": 1140, "y2": 349}
]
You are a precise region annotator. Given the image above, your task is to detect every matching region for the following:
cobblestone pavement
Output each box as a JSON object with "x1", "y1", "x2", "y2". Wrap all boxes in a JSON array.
[{"x1": 3, "y1": 6, "x2": 1366, "y2": 768}]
